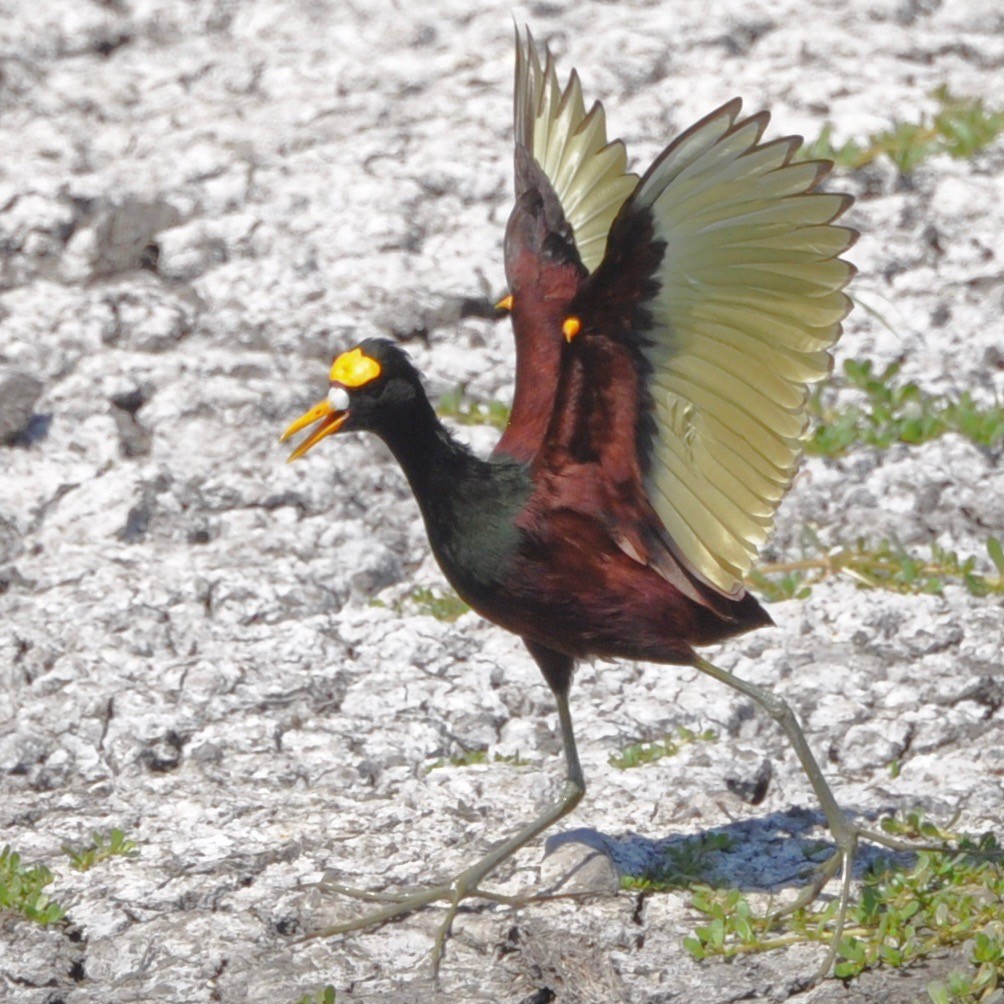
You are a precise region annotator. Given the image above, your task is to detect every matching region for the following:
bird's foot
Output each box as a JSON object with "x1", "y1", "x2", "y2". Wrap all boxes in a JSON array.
[
  {"x1": 787, "y1": 827, "x2": 858, "y2": 980},
  {"x1": 306, "y1": 863, "x2": 532, "y2": 977},
  {"x1": 769, "y1": 844, "x2": 846, "y2": 923},
  {"x1": 318, "y1": 880, "x2": 446, "y2": 905},
  {"x1": 304, "y1": 779, "x2": 586, "y2": 975},
  {"x1": 772, "y1": 818, "x2": 962, "y2": 978}
]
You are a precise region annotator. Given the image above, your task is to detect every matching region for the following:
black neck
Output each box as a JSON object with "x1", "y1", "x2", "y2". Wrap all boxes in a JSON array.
[
  {"x1": 372, "y1": 389, "x2": 531, "y2": 604},
  {"x1": 376, "y1": 392, "x2": 475, "y2": 506}
]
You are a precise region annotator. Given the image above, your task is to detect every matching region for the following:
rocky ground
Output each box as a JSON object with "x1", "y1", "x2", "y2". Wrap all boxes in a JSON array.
[{"x1": 1, "y1": 0, "x2": 1003, "y2": 1001}]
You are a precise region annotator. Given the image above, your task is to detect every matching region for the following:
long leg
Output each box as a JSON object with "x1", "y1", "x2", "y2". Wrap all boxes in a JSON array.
[
  {"x1": 693, "y1": 655, "x2": 858, "y2": 975},
  {"x1": 307, "y1": 642, "x2": 585, "y2": 976},
  {"x1": 692, "y1": 655, "x2": 955, "y2": 973},
  {"x1": 426, "y1": 643, "x2": 584, "y2": 970}
]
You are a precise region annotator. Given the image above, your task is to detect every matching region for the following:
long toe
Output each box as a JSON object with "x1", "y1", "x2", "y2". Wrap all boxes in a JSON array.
[
  {"x1": 320, "y1": 881, "x2": 430, "y2": 904},
  {"x1": 306, "y1": 880, "x2": 456, "y2": 940},
  {"x1": 769, "y1": 849, "x2": 844, "y2": 921}
]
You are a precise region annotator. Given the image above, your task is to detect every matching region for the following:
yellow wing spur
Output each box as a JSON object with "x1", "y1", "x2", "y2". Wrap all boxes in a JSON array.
[
  {"x1": 513, "y1": 28, "x2": 638, "y2": 273},
  {"x1": 596, "y1": 100, "x2": 857, "y2": 595}
]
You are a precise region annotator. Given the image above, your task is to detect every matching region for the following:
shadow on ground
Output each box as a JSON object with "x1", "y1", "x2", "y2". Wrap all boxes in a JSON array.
[{"x1": 543, "y1": 806, "x2": 919, "y2": 896}]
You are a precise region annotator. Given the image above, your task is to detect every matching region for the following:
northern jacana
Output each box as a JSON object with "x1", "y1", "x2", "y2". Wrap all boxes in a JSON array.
[{"x1": 282, "y1": 28, "x2": 928, "y2": 976}]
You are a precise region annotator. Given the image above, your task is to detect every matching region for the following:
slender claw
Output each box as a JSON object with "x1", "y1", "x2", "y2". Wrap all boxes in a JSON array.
[
  {"x1": 857, "y1": 826, "x2": 955, "y2": 855},
  {"x1": 321, "y1": 882, "x2": 423, "y2": 904},
  {"x1": 429, "y1": 895, "x2": 462, "y2": 980},
  {"x1": 303, "y1": 881, "x2": 454, "y2": 941},
  {"x1": 769, "y1": 848, "x2": 844, "y2": 921},
  {"x1": 815, "y1": 844, "x2": 855, "y2": 980}
]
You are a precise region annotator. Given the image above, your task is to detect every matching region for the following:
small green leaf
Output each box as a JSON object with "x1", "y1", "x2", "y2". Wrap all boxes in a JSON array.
[
  {"x1": 988, "y1": 537, "x2": 1004, "y2": 576},
  {"x1": 833, "y1": 960, "x2": 861, "y2": 979},
  {"x1": 839, "y1": 936, "x2": 866, "y2": 964},
  {"x1": 683, "y1": 936, "x2": 706, "y2": 959},
  {"x1": 927, "y1": 982, "x2": 952, "y2": 1004}
]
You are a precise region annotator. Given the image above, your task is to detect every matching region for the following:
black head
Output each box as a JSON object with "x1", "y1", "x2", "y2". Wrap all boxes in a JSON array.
[
  {"x1": 504, "y1": 147, "x2": 581, "y2": 289},
  {"x1": 281, "y1": 338, "x2": 426, "y2": 460}
]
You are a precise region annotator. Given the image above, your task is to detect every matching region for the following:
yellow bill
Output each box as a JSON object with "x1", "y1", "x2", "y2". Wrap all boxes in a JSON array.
[{"x1": 280, "y1": 399, "x2": 348, "y2": 461}]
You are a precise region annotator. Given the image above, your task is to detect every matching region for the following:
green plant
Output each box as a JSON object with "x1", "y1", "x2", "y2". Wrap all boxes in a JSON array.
[
  {"x1": 827, "y1": 834, "x2": 1004, "y2": 980},
  {"x1": 609, "y1": 726, "x2": 717, "y2": 770},
  {"x1": 800, "y1": 87, "x2": 1004, "y2": 172},
  {"x1": 749, "y1": 534, "x2": 1004, "y2": 602},
  {"x1": 879, "y1": 808, "x2": 954, "y2": 842},
  {"x1": 0, "y1": 846, "x2": 66, "y2": 926},
  {"x1": 426, "y1": 748, "x2": 530, "y2": 773},
  {"x1": 62, "y1": 828, "x2": 137, "y2": 872},
  {"x1": 376, "y1": 585, "x2": 471, "y2": 622},
  {"x1": 622, "y1": 833, "x2": 737, "y2": 892},
  {"x1": 933, "y1": 85, "x2": 1004, "y2": 158},
  {"x1": 684, "y1": 887, "x2": 765, "y2": 959},
  {"x1": 294, "y1": 987, "x2": 336, "y2": 1004},
  {"x1": 926, "y1": 931, "x2": 1003, "y2": 1003},
  {"x1": 680, "y1": 812, "x2": 1004, "y2": 988},
  {"x1": 405, "y1": 586, "x2": 470, "y2": 622},
  {"x1": 429, "y1": 748, "x2": 489, "y2": 770},
  {"x1": 808, "y1": 358, "x2": 1004, "y2": 457},
  {"x1": 437, "y1": 386, "x2": 510, "y2": 431}
]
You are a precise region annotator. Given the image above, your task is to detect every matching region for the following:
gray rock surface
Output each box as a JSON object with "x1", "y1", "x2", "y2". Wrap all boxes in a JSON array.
[
  {"x1": 1, "y1": 1, "x2": 1002, "y2": 1002},
  {"x1": 0, "y1": 367, "x2": 43, "y2": 443}
]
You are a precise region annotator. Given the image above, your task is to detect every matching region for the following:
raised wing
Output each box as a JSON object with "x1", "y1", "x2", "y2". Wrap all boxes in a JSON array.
[
  {"x1": 513, "y1": 28, "x2": 638, "y2": 273},
  {"x1": 563, "y1": 100, "x2": 856, "y2": 595}
]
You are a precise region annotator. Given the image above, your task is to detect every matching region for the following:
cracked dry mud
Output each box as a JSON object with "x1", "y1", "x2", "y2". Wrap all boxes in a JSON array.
[{"x1": 1, "y1": 1, "x2": 1003, "y2": 1002}]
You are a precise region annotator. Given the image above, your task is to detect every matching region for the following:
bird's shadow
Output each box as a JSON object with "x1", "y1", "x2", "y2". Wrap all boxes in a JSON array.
[{"x1": 542, "y1": 806, "x2": 914, "y2": 897}]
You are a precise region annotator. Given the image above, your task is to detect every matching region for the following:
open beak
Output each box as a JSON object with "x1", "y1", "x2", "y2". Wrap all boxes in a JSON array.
[{"x1": 280, "y1": 400, "x2": 348, "y2": 461}]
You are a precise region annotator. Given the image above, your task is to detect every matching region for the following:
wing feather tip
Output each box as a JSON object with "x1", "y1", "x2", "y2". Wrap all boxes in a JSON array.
[{"x1": 513, "y1": 28, "x2": 637, "y2": 274}]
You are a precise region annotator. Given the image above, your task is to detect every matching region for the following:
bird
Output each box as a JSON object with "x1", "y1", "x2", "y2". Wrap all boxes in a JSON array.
[{"x1": 281, "y1": 28, "x2": 925, "y2": 976}]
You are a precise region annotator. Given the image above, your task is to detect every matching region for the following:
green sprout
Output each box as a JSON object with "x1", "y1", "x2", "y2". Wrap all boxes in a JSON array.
[
  {"x1": 800, "y1": 87, "x2": 1004, "y2": 172},
  {"x1": 749, "y1": 534, "x2": 1004, "y2": 603},
  {"x1": 293, "y1": 987, "x2": 336, "y2": 1004},
  {"x1": 927, "y1": 933, "x2": 1004, "y2": 1003},
  {"x1": 371, "y1": 585, "x2": 472, "y2": 622},
  {"x1": 62, "y1": 828, "x2": 138, "y2": 872},
  {"x1": 621, "y1": 833, "x2": 738, "y2": 892},
  {"x1": 680, "y1": 812, "x2": 1003, "y2": 991},
  {"x1": 0, "y1": 846, "x2": 66, "y2": 926},
  {"x1": 426, "y1": 748, "x2": 530, "y2": 773},
  {"x1": 407, "y1": 586, "x2": 469, "y2": 622},
  {"x1": 808, "y1": 358, "x2": 1004, "y2": 457},
  {"x1": 609, "y1": 726, "x2": 717, "y2": 770},
  {"x1": 437, "y1": 386, "x2": 510, "y2": 431}
]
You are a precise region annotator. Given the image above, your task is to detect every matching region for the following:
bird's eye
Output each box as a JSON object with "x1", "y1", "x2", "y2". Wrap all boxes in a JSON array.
[{"x1": 327, "y1": 386, "x2": 351, "y2": 412}]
